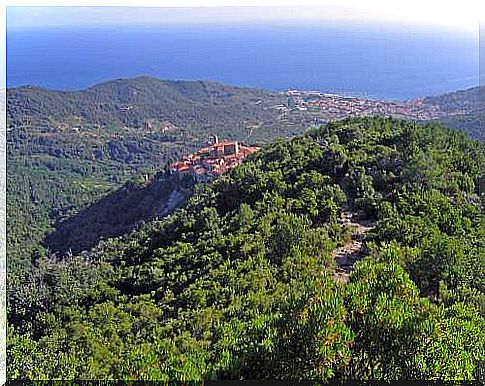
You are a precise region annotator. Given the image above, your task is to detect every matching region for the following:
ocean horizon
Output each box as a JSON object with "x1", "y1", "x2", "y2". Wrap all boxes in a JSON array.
[{"x1": 6, "y1": 23, "x2": 479, "y2": 100}]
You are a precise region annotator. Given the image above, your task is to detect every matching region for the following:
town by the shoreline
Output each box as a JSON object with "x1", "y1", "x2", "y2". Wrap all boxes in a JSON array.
[{"x1": 278, "y1": 89, "x2": 467, "y2": 122}]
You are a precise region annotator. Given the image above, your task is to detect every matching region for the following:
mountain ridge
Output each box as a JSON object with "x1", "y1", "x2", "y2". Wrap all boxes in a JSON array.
[
  {"x1": 7, "y1": 77, "x2": 484, "y2": 278},
  {"x1": 9, "y1": 77, "x2": 484, "y2": 140}
]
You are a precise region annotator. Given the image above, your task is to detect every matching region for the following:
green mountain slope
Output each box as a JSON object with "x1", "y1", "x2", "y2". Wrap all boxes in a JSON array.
[
  {"x1": 423, "y1": 86, "x2": 484, "y2": 141},
  {"x1": 7, "y1": 77, "x2": 313, "y2": 279},
  {"x1": 7, "y1": 77, "x2": 484, "y2": 280},
  {"x1": 8, "y1": 117, "x2": 485, "y2": 381},
  {"x1": 7, "y1": 76, "x2": 309, "y2": 141},
  {"x1": 43, "y1": 171, "x2": 194, "y2": 255}
]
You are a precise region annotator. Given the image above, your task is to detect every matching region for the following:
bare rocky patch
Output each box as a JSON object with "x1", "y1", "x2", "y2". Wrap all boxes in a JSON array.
[{"x1": 332, "y1": 211, "x2": 375, "y2": 283}]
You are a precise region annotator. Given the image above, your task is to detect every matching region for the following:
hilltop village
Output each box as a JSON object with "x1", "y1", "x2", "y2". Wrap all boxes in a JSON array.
[{"x1": 169, "y1": 136, "x2": 260, "y2": 182}]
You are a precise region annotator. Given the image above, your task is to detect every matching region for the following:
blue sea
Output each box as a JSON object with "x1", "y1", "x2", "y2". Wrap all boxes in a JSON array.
[{"x1": 6, "y1": 23, "x2": 479, "y2": 100}]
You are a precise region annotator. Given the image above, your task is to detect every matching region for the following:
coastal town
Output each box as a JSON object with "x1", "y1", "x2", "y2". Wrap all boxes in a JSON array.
[
  {"x1": 278, "y1": 89, "x2": 458, "y2": 121},
  {"x1": 169, "y1": 135, "x2": 259, "y2": 182}
]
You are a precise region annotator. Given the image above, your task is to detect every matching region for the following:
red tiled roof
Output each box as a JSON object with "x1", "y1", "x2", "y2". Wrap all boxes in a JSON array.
[
  {"x1": 177, "y1": 165, "x2": 190, "y2": 172},
  {"x1": 171, "y1": 143, "x2": 260, "y2": 177}
]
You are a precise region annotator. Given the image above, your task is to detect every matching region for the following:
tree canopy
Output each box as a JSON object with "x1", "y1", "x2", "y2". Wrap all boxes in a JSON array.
[{"x1": 8, "y1": 117, "x2": 485, "y2": 380}]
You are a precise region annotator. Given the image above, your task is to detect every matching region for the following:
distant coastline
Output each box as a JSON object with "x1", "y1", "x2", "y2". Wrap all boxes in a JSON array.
[{"x1": 6, "y1": 24, "x2": 478, "y2": 100}]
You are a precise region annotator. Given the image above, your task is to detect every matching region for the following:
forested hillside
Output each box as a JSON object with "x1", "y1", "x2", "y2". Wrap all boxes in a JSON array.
[
  {"x1": 423, "y1": 86, "x2": 484, "y2": 141},
  {"x1": 8, "y1": 117, "x2": 484, "y2": 381},
  {"x1": 8, "y1": 77, "x2": 484, "y2": 283},
  {"x1": 43, "y1": 171, "x2": 194, "y2": 255},
  {"x1": 7, "y1": 76, "x2": 310, "y2": 140},
  {"x1": 7, "y1": 77, "x2": 314, "y2": 280}
]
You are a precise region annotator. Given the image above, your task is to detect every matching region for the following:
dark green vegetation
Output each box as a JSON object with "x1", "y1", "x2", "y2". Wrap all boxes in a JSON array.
[
  {"x1": 8, "y1": 76, "x2": 313, "y2": 142},
  {"x1": 43, "y1": 171, "x2": 193, "y2": 256},
  {"x1": 7, "y1": 77, "x2": 316, "y2": 280},
  {"x1": 8, "y1": 77, "x2": 483, "y2": 282},
  {"x1": 424, "y1": 85, "x2": 485, "y2": 141},
  {"x1": 8, "y1": 117, "x2": 485, "y2": 380}
]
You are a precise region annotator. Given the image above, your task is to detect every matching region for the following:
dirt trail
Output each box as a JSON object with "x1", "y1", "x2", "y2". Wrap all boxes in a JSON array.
[{"x1": 332, "y1": 211, "x2": 375, "y2": 283}]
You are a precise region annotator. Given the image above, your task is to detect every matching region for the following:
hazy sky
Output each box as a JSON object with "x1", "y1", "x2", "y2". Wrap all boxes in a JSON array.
[{"x1": 6, "y1": 3, "x2": 483, "y2": 33}]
